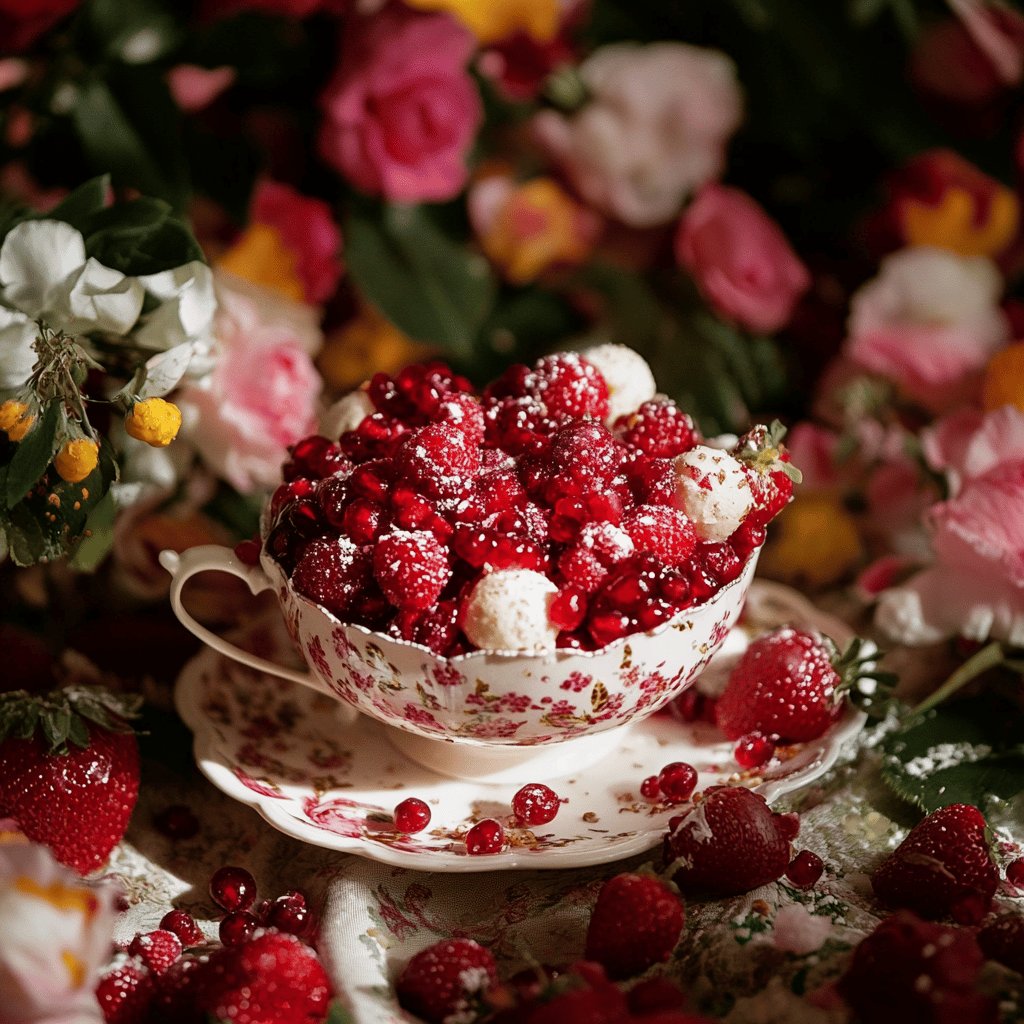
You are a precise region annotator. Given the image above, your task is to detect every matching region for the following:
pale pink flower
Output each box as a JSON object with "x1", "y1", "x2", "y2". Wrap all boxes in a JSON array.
[
  {"x1": 533, "y1": 42, "x2": 742, "y2": 227},
  {"x1": 782, "y1": 423, "x2": 843, "y2": 491},
  {"x1": 318, "y1": 6, "x2": 482, "y2": 203},
  {"x1": 675, "y1": 184, "x2": 809, "y2": 333},
  {"x1": 166, "y1": 65, "x2": 235, "y2": 112},
  {"x1": 177, "y1": 271, "x2": 322, "y2": 493},
  {"x1": 845, "y1": 246, "x2": 1009, "y2": 411},
  {"x1": 0, "y1": 841, "x2": 117, "y2": 1024}
]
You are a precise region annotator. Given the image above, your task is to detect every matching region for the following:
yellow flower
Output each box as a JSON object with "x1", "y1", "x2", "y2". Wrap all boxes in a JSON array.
[
  {"x1": 405, "y1": 0, "x2": 558, "y2": 43},
  {"x1": 981, "y1": 342, "x2": 1024, "y2": 413},
  {"x1": 125, "y1": 397, "x2": 182, "y2": 448},
  {"x1": 216, "y1": 223, "x2": 304, "y2": 303},
  {"x1": 902, "y1": 185, "x2": 1019, "y2": 259},
  {"x1": 0, "y1": 400, "x2": 35, "y2": 442},
  {"x1": 480, "y1": 178, "x2": 597, "y2": 284},
  {"x1": 758, "y1": 493, "x2": 863, "y2": 590},
  {"x1": 54, "y1": 439, "x2": 99, "y2": 484},
  {"x1": 318, "y1": 305, "x2": 431, "y2": 394}
]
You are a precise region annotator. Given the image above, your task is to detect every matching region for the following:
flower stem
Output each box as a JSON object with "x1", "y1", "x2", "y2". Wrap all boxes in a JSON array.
[{"x1": 910, "y1": 640, "x2": 1005, "y2": 716}]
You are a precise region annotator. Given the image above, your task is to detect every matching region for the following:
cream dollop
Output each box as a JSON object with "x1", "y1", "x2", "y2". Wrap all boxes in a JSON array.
[
  {"x1": 673, "y1": 444, "x2": 753, "y2": 542},
  {"x1": 462, "y1": 569, "x2": 559, "y2": 652}
]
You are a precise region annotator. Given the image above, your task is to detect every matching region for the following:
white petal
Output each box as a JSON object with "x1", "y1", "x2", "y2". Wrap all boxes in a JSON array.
[
  {"x1": 133, "y1": 261, "x2": 216, "y2": 349},
  {"x1": 0, "y1": 306, "x2": 38, "y2": 390},
  {"x1": 0, "y1": 220, "x2": 86, "y2": 316},
  {"x1": 61, "y1": 258, "x2": 144, "y2": 335},
  {"x1": 138, "y1": 341, "x2": 195, "y2": 398}
]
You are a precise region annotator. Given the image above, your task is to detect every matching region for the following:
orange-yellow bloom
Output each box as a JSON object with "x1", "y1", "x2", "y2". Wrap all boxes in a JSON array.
[
  {"x1": 125, "y1": 397, "x2": 182, "y2": 448},
  {"x1": 0, "y1": 399, "x2": 35, "y2": 442},
  {"x1": 982, "y1": 342, "x2": 1024, "y2": 413},
  {"x1": 54, "y1": 439, "x2": 99, "y2": 484},
  {"x1": 217, "y1": 223, "x2": 305, "y2": 303},
  {"x1": 405, "y1": 0, "x2": 558, "y2": 43}
]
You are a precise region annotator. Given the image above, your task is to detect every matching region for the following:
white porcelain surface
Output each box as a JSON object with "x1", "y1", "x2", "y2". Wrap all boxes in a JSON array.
[{"x1": 174, "y1": 581, "x2": 867, "y2": 872}]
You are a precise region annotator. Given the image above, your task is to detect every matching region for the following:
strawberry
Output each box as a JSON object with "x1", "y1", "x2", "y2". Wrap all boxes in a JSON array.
[
  {"x1": 0, "y1": 686, "x2": 140, "y2": 874},
  {"x1": 396, "y1": 937, "x2": 497, "y2": 1024},
  {"x1": 978, "y1": 912, "x2": 1024, "y2": 974},
  {"x1": 664, "y1": 786, "x2": 793, "y2": 895},
  {"x1": 583, "y1": 872, "x2": 685, "y2": 980},
  {"x1": 836, "y1": 911, "x2": 997, "y2": 1024},
  {"x1": 715, "y1": 629, "x2": 892, "y2": 743},
  {"x1": 732, "y1": 421, "x2": 802, "y2": 529},
  {"x1": 128, "y1": 929, "x2": 182, "y2": 975},
  {"x1": 182, "y1": 929, "x2": 331, "y2": 1024},
  {"x1": 95, "y1": 958, "x2": 156, "y2": 1024},
  {"x1": 871, "y1": 804, "x2": 998, "y2": 924}
]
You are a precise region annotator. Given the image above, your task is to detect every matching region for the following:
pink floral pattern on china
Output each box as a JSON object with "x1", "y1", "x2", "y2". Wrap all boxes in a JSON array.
[{"x1": 257, "y1": 546, "x2": 760, "y2": 747}]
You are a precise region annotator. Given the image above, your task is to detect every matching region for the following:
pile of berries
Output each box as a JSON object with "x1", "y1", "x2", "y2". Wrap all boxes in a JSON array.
[{"x1": 258, "y1": 350, "x2": 795, "y2": 655}]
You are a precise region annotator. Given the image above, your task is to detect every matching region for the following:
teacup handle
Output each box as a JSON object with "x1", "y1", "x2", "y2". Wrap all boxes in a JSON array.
[{"x1": 159, "y1": 545, "x2": 315, "y2": 688}]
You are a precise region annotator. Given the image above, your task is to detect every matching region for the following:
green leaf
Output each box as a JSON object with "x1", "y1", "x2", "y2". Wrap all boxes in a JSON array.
[
  {"x1": 84, "y1": 198, "x2": 204, "y2": 276},
  {"x1": 41, "y1": 176, "x2": 111, "y2": 234},
  {"x1": 881, "y1": 695, "x2": 1024, "y2": 814},
  {"x1": 68, "y1": 488, "x2": 115, "y2": 572},
  {"x1": 5, "y1": 504, "x2": 52, "y2": 566},
  {"x1": 6, "y1": 401, "x2": 61, "y2": 507},
  {"x1": 345, "y1": 201, "x2": 495, "y2": 358},
  {"x1": 86, "y1": 0, "x2": 181, "y2": 64},
  {"x1": 325, "y1": 1002, "x2": 356, "y2": 1024}
]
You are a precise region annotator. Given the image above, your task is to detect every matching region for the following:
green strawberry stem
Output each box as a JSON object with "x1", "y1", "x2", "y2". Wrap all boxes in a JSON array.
[
  {"x1": 910, "y1": 640, "x2": 1005, "y2": 717},
  {"x1": 832, "y1": 637, "x2": 898, "y2": 719}
]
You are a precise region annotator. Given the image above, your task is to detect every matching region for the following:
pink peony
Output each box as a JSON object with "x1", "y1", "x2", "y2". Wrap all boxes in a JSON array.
[
  {"x1": 177, "y1": 271, "x2": 322, "y2": 493},
  {"x1": 675, "y1": 184, "x2": 810, "y2": 333},
  {"x1": 318, "y1": 6, "x2": 482, "y2": 203},
  {"x1": 845, "y1": 246, "x2": 1009, "y2": 411},
  {"x1": 250, "y1": 179, "x2": 342, "y2": 304},
  {"x1": 533, "y1": 42, "x2": 742, "y2": 227}
]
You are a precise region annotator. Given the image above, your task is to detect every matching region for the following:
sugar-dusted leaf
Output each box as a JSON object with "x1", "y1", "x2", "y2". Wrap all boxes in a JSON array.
[
  {"x1": 346, "y1": 200, "x2": 496, "y2": 359},
  {"x1": 6, "y1": 401, "x2": 61, "y2": 508},
  {"x1": 881, "y1": 695, "x2": 1024, "y2": 814}
]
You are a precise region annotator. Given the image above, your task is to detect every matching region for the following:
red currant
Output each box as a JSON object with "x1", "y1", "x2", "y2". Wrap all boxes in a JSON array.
[
  {"x1": 658, "y1": 762, "x2": 698, "y2": 803},
  {"x1": 233, "y1": 539, "x2": 261, "y2": 566},
  {"x1": 1006, "y1": 857, "x2": 1024, "y2": 888},
  {"x1": 640, "y1": 776, "x2": 661, "y2": 800},
  {"x1": 219, "y1": 911, "x2": 258, "y2": 946},
  {"x1": 394, "y1": 797, "x2": 432, "y2": 834},
  {"x1": 209, "y1": 865, "x2": 257, "y2": 913},
  {"x1": 265, "y1": 892, "x2": 310, "y2": 936},
  {"x1": 786, "y1": 850, "x2": 825, "y2": 888},
  {"x1": 153, "y1": 805, "x2": 199, "y2": 841},
  {"x1": 466, "y1": 818, "x2": 505, "y2": 855},
  {"x1": 159, "y1": 909, "x2": 204, "y2": 947},
  {"x1": 734, "y1": 733, "x2": 776, "y2": 770},
  {"x1": 511, "y1": 783, "x2": 560, "y2": 827}
]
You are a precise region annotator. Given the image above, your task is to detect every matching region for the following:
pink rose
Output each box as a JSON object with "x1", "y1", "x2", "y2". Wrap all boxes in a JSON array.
[
  {"x1": 318, "y1": 6, "x2": 482, "y2": 203},
  {"x1": 178, "y1": 271, "x2": 322, "y2": 492},
  {"x1": 166, "y1": 65, "x2": 236, "y2": 112},
  {"x1": 250, "y1": 180, "x2": 342, "y2": 304},
  {"x1": 533, "y1": 42, "x2": 742, "y2": 227},
  {"x1": 845, "y1": 246, "x2": 1009, "y2": 411},
  {"x1": 675, "y1": 184, "x2": 810, "y2": 333}
]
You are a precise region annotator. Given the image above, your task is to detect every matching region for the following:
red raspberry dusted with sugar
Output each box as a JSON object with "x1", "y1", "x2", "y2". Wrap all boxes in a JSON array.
[
  {"x1": 541, "y1": 422, "x2": 624, "y2": 502},
  {"x1": 392, "y1": 599, "x2": 462, "y2": 655},
  {"x1": 394, "y1": 422, "x2": 481, "y2": 499},
  {"x1": 396, "y1": 938, "x2": 497, "y2": 1024},
  {"x1": 836, "y1": 912, "x2": 997, "y2": 1024},
  {"x1": 700, "y1": 541, "x2": 743, "y2": 586},
  {"x1": 483, "y1": 394, "x2": 559, "y2": 454},
  {"x1": 665, "y1": 786, "x2": 793, "y2": 895},
  {"x1": 291, "y1": 537, "x2": 371, "y2": 618},
  {"x1": 369, "y1": 361, "x2": 472, "y2": 422},
  {"x1": 349, "y1": 459, "x2": 394, "y2": 502},
  {"x1": 557, "y1": 522, "x2": 635, "y2": 592},
  {"x1": 458, "y1": 462, "x2": 527, "y2": 522},
  {"x1": 622, "y1": 506, "x2": 697, "y2": 566},
  {"x1": 624, "y1": 456, "x2": 678, "y2": 506},
  {"x1": 614, "y1": 398, "x2": 701, "y2": 458},
  {"x1": 434, "y1": 392, "x2": 485, "y2": 441},
  {"x1": 550, "y1": 586, "x2": 588, "y2": 633},
  {"x1": 530, "y1": 353, "x2": 609, "y2": 420},
  {"x1": 733, "y1": 422, "x2": 801, "y2": 528},
  {"x1": 872, "y1": 804, "x2": 998, "y2": 924},
  {"x1": 96, "y1": 958, "x2": 156, "y2": 1024},
  {"x1": 128, "y1": 930, "x2": 183, "y2": 975},
  {"x1": 342, "y1": 498, "x2": 387, "y2": 545},
  {"x1": 584, "y1": 872, "x2": 685, "y2": 980},
  {"x1": 373, "y1": 530, "x2": 451, "y2": 611}
]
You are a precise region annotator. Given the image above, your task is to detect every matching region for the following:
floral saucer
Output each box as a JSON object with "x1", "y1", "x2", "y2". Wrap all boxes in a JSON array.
[{"x1": 174, "y1": 581, "x2": 867, "y2": 872}]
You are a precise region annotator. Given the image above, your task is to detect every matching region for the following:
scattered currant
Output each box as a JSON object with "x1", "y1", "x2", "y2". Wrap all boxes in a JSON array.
[
  {"x1": 394, "y1": 797, "x2": 432, "y2": 834},
  {"x1": 786, "y1": 850, "x2": 825, "y2": 888},
  {"x1": 209, "y1": 866, "x2": 257, "y2": 913},
  {"x1": 657, "y1": 762, "x2": 698, "y2": 803},
  {"x1": 219, "y1": 910, "x2": 259, "y2": 946},
  {"x1": 466, "y1": 818, "x2": 505, "y2": 855},
  {"x1": 511, "y1": 783, "x2": 561, "y2": 826}
]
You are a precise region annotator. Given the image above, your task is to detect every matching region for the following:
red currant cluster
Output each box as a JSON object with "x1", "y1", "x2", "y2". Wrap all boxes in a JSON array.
[{"x1": 250, "y1": 352, "x2": 793, "y2": 656}]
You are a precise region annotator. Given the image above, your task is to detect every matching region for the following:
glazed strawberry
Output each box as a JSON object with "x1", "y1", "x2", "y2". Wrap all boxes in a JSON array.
[
  {"x1": 871, "y1": 803, "x2": 998, "y2": 923},
  {"x1": 836, "y1": 911, "x2": 996, "y2": 1024},
  {"x1": 615, "y1": 398, "x2": 701, "y2": 458},
  {"x1": 95, "y1": 958, "x2": 156, "y2": 1024},
  {"x1": 621, "y1": 506, "x2": 697, "y2": 565},
  {"x1": 978, "y1": 912, "x2": 1024, "y2": 974},
  {"x1": 396, "y1": 938, "x2": 497, "y2": 1024},
  {"x1": 584, "y1": 872, "x2": 685, "y2": 979},
  {"x1": 0, "y1": 686, "x2": 140, "y2": 874},
  {"x1": 664, "y1": 786, "x2": 792, "y2": 895},
  {"x1": 715, "y1": 628, "x2": 876, "y2": 743},
  {"x1": 128, "y1": 930, "x2": 183, "y2": 975},
  {"x1": 373, "y1": 529, "x2": 451, "y2": 611},
  {"x1": 291, "y1": 536, "x2": 370, "y2": 618},
  {"x1": 185, "y1": 930, "x2": 332, "y2": 1024},
  {"x1": 733, "y1": 422, "x2": 801, "y2": 528}
]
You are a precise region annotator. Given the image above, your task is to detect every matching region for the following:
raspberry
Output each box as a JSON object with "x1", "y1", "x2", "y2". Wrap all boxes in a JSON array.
[
  {"x1": 621, "y1": 507, "x2": 697, "y2": 565},
  {"x1": 701, "y1": 542, "x2": 743, "y2": 585},
  {"x1": 282, "y1": 435, "x2": 350, "y2": 481},
  {"x1": 373, "y1": 530, "x2": 451, "y2": 611},
  {"x1": 614, "y1": 398, "x2": 700, "y2": 457},
  {"x1": 394, "y1": 797, "x2": 432, "y2": 833},
  {"x1": 549, "y1": 585, "x2": 588, "y2": 631},
  {"x1": 342, "y1": 498, "x2": 387, "y2": 545},
  {"x1": 483, "y1": 395, "x2": 558, "y2": 454},
  {"x1": 624, "y1": 456, "x2": 677, "y2": 506},
  {"x1": 466, "y1": 818, "x2": 505, "y2": 855},
  {"x1": 586, "y1": 555, "x2": 691, "y2": 647},
  {"x1": 452, "y1": 524, "x2": 548, "y2": 573},
  {"x1": 657, "y1": 762, "x2": 697, "y2": 802},
  {"x1": 159, "y1": 909, "x2": 204, "y2": 947},
  {"x1": 291, "y1": 537, "x2": 370, "y2": 618},
  {"x1": 557, "y1": 522, "x2": 634, "y2": 592},
  {"x1": 349, "y1": 459, "x2": 393, "y2": 502},
  {"x1": 511, "y1": 783, "x2": 560, "y2": 826},
  {"x1": 269, "y1": 477, "x2": 317, "y2": 523},
  {"x1": 394, "y1": 423, "x2": 481, "y2": 498},
  {"x1": 209, "y1": 865, "x2": 257, "y2": 912},
  {"x1": 460, "y1": 463, "x2": 527, "y2": 521},
  {"x1": 786, "y1": 850, "x2": 824, "y2": 888},
  {"x1": 541, "y1": 422, "x2": 624, "y2": 502},
  {"x1": 95, "y1": 959, "x2": 155, "y2": 1024},
  {"x1": 530, "y1": 353, "x2": 609, "y2": 420},
  {"x1": 435, "y1": 392, "x2": 485, "y2": 441},
  {"x1": 396, "y1": 939, "x2": 497, "y2": 1024},
  {"x1": 392, "y1": 599, "x2": 462, "y2": 656},
  {"x1": 734, "y1": 732, "x2": 776, "y2": 769},
  {"x1": 128, "y1": 930, "x2": 182, "y2": 975}
]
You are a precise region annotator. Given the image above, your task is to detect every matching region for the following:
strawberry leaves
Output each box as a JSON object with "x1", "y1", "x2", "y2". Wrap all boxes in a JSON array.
[
  {"x1": 0, "y1": 685, "x2": 142, "y2": 754},
  {"x1": 832, "y1": 637, "x2": 898, "y2": 720}
]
